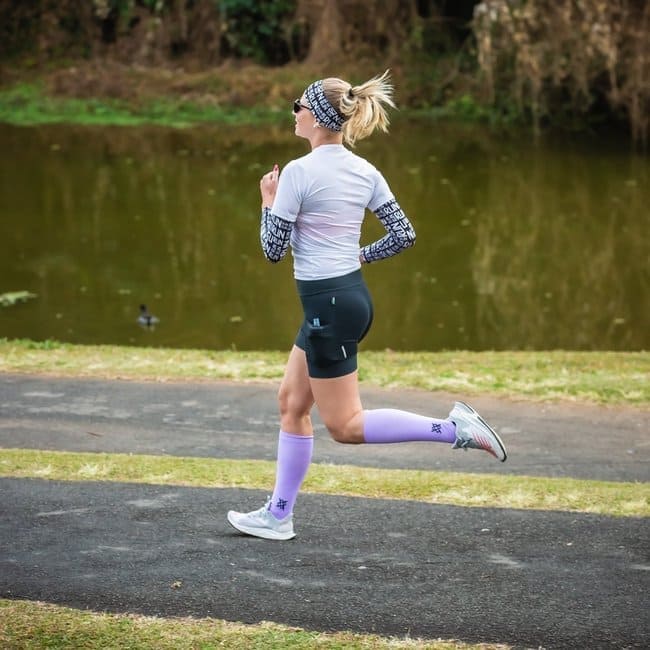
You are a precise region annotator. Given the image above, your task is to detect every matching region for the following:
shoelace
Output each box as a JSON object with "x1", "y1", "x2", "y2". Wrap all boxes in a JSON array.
[
  {"x1": 452, "y1": 437, "x2": 472, "y2": 450},
  {"x1": 245, "y1": 498, "x2": 272, "y2": 518},
  {"x1": 455, "y1": 432, "x2": 497, "y2": 457}
]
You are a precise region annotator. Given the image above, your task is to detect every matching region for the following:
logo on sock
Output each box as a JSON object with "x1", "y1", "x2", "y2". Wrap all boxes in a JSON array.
[
  {"x1": 431, "y1": 423, "x2": 442, "y2": 435},
  {"x1": 276, "y1": 498, "x2": 288, "y2": 511}
]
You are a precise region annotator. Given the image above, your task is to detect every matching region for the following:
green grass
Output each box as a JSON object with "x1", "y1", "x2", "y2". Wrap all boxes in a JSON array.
[
  {"x1": 0, "y1": 80, "x2": 516, "y2": 129},
  {"x1": 0, "y1": 599, "x2": 509, "y2": 650},
  {"x1": 1, "y1": 338, "x2": 648, "y2": 407},
  {"x1": 2, "y1": 449, "x2": 647, "y2": 517},
  {"x1": 0, "y1": 83, "x2": 288, "y2": 128}
]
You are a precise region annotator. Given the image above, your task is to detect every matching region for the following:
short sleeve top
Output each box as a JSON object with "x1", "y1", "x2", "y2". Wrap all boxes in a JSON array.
[{"x1": 270, "y1": 144, "x2": 394, "y2": 280}]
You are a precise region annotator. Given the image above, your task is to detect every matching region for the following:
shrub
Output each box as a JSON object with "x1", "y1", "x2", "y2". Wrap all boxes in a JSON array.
[{"x1": 472, "y1": 0, "x2": 650, "y2": 144}]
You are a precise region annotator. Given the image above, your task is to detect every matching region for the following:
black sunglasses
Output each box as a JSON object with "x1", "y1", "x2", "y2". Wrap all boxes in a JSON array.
[{"x1": 293, "y1": 99, "x2": 310, "y2": 113}]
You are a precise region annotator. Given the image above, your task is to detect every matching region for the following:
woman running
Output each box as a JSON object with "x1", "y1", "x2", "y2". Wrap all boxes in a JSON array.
[{"x1": 227, "y1": 71, "x2": 507, "y2": 541}]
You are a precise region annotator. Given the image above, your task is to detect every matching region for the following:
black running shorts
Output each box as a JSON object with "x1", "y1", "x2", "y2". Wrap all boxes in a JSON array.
[{"x1": 295, "y1": 269, "x2": 373, "y2": 379}]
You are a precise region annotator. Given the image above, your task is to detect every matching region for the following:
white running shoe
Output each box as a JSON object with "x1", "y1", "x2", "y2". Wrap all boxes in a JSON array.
[
  {"x1": 227, "y1": 498, "x2": 296, "y2": 541},
  {"x1": 450, "y1": 401, "x2": 507, "y2": 462}
]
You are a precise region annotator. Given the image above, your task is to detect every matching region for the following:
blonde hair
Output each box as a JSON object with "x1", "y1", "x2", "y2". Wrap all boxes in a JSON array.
[{"x1": 322, "y1": 70, "x2": 395, "y2": 147}]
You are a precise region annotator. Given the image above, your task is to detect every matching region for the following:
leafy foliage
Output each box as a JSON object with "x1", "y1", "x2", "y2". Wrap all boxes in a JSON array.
[
  {"x1": 1, "y1": 2, "x2": 648, "y2": 140},
  {"x1": 219, "y1": 0, "x2": 296, "y2": 64}
]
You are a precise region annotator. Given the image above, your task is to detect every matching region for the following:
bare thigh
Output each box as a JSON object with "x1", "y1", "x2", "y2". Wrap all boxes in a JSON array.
[
  {"x1": 278, "y1": 345, "x2": 315, "y2": 435},
  {"x1": 309, "y1": 371, "x2": 365, "y2": 443}
]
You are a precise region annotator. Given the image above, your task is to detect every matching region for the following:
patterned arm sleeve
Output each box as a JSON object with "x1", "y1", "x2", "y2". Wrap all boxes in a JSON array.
[
  {"x1": 260, "y1": 207, "x2": 294, "y2": 263},
  {"x1": 360, "y1": 199, "x2": 416, "y2": 263}
]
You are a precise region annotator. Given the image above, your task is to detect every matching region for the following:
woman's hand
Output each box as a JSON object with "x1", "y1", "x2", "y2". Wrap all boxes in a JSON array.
[{"x1": 260, "y1": 164, "x2": 279, "y2": 208}]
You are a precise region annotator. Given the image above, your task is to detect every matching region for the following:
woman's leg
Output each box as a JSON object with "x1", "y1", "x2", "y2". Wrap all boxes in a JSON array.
[
  {"x1": 309, "y1": 370, "x2": 455, "y2": 445},
  {"x1": 227, "y1": 346, "x2": 316, "y2": 539},
  {"x1": 310, "y1": 369, "x2": 506, "y2": 461},
  {"x1": 268, "y1": 345, "x2": 315, "y2": 519},
  {"x1": 278, "y1": 345, "x2": 315, "y2": 435},
  {"x1": 309, "y1": 371, "x2": 365, "y2": 443}
]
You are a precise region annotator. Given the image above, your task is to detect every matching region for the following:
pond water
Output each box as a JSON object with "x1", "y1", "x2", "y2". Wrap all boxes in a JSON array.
[{"x1": 0, "y1": 120, "x2": 647, "y2": 352}]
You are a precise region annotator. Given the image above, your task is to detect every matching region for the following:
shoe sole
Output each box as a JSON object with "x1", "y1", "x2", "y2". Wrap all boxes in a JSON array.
[
  {"x1": 457, "y1": 401, "x2": 508, "y2": 462},
  {"x1": 227, "y1": 511, "x2": 296, "y2": 541}
]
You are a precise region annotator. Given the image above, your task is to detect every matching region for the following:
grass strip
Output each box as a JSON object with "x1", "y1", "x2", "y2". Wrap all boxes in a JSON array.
[
  {"x1": 1, "y1": 339, "x2": 649, "y2": 407},
  {"x1": 1, "y1": 449, "x2": 647, "y2": 517},
  {"x1": 0, "y1": 83, "x2": 288, "y2": 128},
  {"x1": 0, "y1": 81, "x2": 504, "y2": 130},
  {"x1": 0, "y1": 599, "x2": 508, "y2": 650}
]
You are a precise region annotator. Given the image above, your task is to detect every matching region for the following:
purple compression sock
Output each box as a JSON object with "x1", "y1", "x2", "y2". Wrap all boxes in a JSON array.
[
  {"x1": 269, "y1": 431, "x2": 313, "y2": 520},
  {"x1": 362, "y1": 408, "x2": 456, "y2": 444}
]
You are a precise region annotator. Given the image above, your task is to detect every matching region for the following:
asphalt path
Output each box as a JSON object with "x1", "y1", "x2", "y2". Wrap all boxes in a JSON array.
[
  {"x1": 1, "y1": 373, "x2": 649, "y2": 481},
  {"x1": 1, "y1": 373, "x2": 649, "y2": 649}
]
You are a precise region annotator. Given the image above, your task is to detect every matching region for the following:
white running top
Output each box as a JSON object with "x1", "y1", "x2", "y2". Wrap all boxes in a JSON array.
[{"x1": 270, "y1": 144, "x2": 394, "y2": 280}]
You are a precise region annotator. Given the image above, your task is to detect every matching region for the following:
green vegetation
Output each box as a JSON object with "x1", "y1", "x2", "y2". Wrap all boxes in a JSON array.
[
  {"x1": 1, "y1": 449, "x2": 647, "y2": 517},
  {"x1": 1, "y1": 339, "x2": 648, "y2": 407},
  {"x1": 220, "y1": 0, "x2": 297, "y2": 64},
  {"x1": 1, "y1": 2, "x2": 647, "y2": 140},
  {"x1": 0, "y1": 83, "x2": 287, "y2": 128},
  {"x1": 0, "y1": 80, "x2": 512, "y2": 128},
  {"x1": 0, "y1": 599, "x2": 508, "y2": 650}
]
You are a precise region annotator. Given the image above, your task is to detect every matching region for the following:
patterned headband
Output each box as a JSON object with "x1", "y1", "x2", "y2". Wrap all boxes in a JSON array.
[{"x1": 305, "y1": 80, "x2": 345, "y2": 132}]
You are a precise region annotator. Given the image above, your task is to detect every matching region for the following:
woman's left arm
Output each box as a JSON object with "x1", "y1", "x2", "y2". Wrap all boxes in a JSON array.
[{"x1": 360, "y1": 199, "x2": 416, "y2": 263}]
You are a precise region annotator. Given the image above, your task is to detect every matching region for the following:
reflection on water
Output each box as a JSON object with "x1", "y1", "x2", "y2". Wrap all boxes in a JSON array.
[{"x1": 0, "y1": 121, "x2": 647, "y2": 351}]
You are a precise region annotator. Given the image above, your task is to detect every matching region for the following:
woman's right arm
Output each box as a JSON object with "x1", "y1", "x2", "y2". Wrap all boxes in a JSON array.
[
  {"x1": 260, "y1": 208, "x2": 293, "y2": 263},
  {"x1": 258, "y1": 162, "x2": 299, "y2": 263}
]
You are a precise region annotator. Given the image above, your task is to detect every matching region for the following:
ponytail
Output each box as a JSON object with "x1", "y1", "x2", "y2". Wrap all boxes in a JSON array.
[{"x1": 321, "y1": 70, "x2": 395, "y2": 147}]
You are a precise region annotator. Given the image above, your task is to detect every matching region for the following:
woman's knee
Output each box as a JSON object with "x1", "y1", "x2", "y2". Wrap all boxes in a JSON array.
[
  {"x1": 278, "y1": 383, "x2": 312, "y2": 419},
  {"x1": 327, "y1": 424, "x2": 353, "y2": 443},
  {"x1": 322, "y1": 415, "x2": 363, "y2": 444}
]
